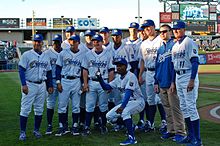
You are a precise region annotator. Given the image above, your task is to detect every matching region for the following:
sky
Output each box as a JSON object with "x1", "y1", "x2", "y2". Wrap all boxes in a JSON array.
[{"x1": 0, "y1": 0, "x2": 164, "y2": 29}]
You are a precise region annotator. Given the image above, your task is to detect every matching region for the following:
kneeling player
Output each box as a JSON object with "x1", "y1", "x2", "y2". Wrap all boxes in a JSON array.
[{"x1": 97, "y1": 58, "x2": 145, "y2": 145}]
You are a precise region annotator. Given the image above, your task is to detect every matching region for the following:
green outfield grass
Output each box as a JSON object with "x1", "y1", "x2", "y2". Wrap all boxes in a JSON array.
[{"x1": 0, "y1": 72, "x2": 220, "y2": 146}]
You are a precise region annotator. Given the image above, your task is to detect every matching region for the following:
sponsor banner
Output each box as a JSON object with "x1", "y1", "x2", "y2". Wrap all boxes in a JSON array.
[
  {"x1": 199, "y1": 54, "x2": 207, "y2": 64},
  {"x1": 180, "y1": 4, "x2": 209, "y2": 21},
  {"x1": 26, "y1": 18, "x2": 46, "y2": 28},
  {"x1": 77, "y1": 18, "x2": 98, "y2": 29},
  {"x1": 0, "y1": 18, "x2": 19, "y2": 28},
  {"x1": 209, "y1": 5, "x2": 217, "y2": 13},
  {"x1": 53, "y1": 18, "x2": 73, "y2": 28},
  {"x1": 209, "y1": 13, "x2": 217, "y2": 21},
  {"x1": 172, "y1": 13, "x2": 180, "y2": 21},
  {"x1": 160, "y1": 12, "x2": 172, "y2": 23},
  {"x1": 218, "y1": 24, "x2": 220, "y2": 33},
  {"x1": 217, "y1": 14, "x2": 220, "y2": 24},
  {"x1": 171, "y1": 4, "x2": 179, "y2": 12},
  {"x1": 206, "y1": 52, "x2": 220, "y2": 64}
]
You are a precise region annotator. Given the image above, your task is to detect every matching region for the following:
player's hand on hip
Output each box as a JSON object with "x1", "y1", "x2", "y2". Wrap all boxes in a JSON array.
[
  {"x1": 82, "y1": 84, "x2": 89, "y2": 92},
  {"x1": 22, "y1": 85, "x2": 28, "y2": 95},
  {"x1": 116, "y1": 107, "x2": 124, "y2": 114},
  {"x1": 169, "y1": 82, "x2": 176, "y2": 93},
  {"x1": 187, "y1": 79, "x2": 195, "y2": 92},
  {"x1": 48, "y1": 87, "x2": 54, "y2": 94},
  {"x1": 57, "y1": 83, "x2": 63, "y2": 93},
  {"x1": 154, "y1": 84, "x2": 160, "y2": 94}
]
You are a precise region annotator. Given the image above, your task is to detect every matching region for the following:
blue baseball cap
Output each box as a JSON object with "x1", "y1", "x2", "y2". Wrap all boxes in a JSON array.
[
  {"x1": 33, "y1": 34, "x2": 43, "y2": 41},
  {"x1": 91, "y1": 34, "x2": 103, "y2": 42},
  {"x1": 52, "y1": 34, "x2": 62, "y2": 42},
  {"x1": 84, "y1": 29, "x2": 96, "y2": 36},
  {"x1": 129, "y1": 22, "x2": 139, "y2": 29},
  {"x1": 99, "y1": 27, "x2": 110, "y2": 33},
  {"x1": 111, "y1": 29, "x2": 122, "y2": 36},
  {"x1": 138, "y1": 27, "x2": 144, "y2": 31},
  {"x1": 141, "y1": 19, "x2": 155, "y2": 28},
  {"x1": 69, "y1": 34, "x2": 80, "y2": 42},
  {"x1": 65, "y1": 26, "x2": 75, "y2": 32},
  {"x1": 172, "y1": 20, "x2": 186, "y2": 30},
  {"x1": 113, "y1": 58, "x2": 128, "y2": 66}
]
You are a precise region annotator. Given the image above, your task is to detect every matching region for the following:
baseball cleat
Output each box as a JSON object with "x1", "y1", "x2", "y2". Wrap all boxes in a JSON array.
[
  {"x1": 33, "y1": 130, "x2": 42, "y2": 139},
  {"x1": 71, "y1": 127, "x2": 80, "y2": 136},
  {"x1": 120, "y1": 135, "x2": 137, "y2": 146},
  {"x1": 19, "y1": 131, "x2": 26, "y2": 141},
  {"x1": 161, "y1": 132, "x2": 175, "y2": 140},
  {"x1": 144, "y1": 121, "x2": 155, "y2": 133},
  {"x1": 100, "y1": 126, "x2": 108, "y2": 135},
  {"x1": 159, "y1": 120, "x2": 167, "y2": 134},
  {"x1": 45, "y1": 125, "x2": 53, "y2": 135},
  {"x1": 55, "y1": 127, "x2": 69, "y2": 136},
  {"x1": 172, "y1": 134, "x2": 185, "y2": 143},
  {"x1": 81, "y1": 127, "x2": 91, "y2": 136}
]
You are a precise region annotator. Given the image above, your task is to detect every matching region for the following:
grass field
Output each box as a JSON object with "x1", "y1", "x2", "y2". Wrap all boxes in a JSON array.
[
  {"x1": 0, "y1": 72, "x2": 220, "y2": 146},
  {"x1": 199, "y1": 64, "x2": 220, "y2": 73}
]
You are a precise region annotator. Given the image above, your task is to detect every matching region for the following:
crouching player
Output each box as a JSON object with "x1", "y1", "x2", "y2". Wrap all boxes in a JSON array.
[{"x1": 97, "y1": 58, "x2": 145, "y2": 145}]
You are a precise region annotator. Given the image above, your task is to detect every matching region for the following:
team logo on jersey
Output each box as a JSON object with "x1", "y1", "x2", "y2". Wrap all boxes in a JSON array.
[
  {"x1": 50, "y1": 58, "x2": 57, "y2": 65},
  {"x1": 29, "y1": 60, "x2": 48, "y2": 68},
  {"x1": 89, "y1": 60, "x2": 107, "y2": 68},
  {"x1": 193, "y1": 49, "x2": 197, "y2": 54},
  {"x1": 129, "y1": 82, "x2": 134, "y2": 87}
]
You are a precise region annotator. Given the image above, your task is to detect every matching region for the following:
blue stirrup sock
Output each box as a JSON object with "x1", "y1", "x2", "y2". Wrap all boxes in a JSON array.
[
  {"x1": 191, "y1": 119, "x2": 201, "y2": 143},
  {"x1": 85, "y1": 112, "x2": 93, "y2": 128},
  {"x1": 124, "y1": 118, "x2": 134, "y2": 138},
  {"x1": 157, "y1": 104, "x2": 166, "y2": 121},
  {"x1": 47, "y1": 108, "x2": 54, "y2": 126},
  {"x1": 148, "y1": 105, "x2": 157, "y2": 125},
  {"x1": 185, "y1": 117, "x2": 194, "y2": 140},
  {"x1": 72, "y1": 113, "x2": 79, "y2": 125},
  {"x1": 34, "y1": 115, "x2": 42, "y2": 131},
  {"x1": 20, "y1": 115, "x2": 28, "y2": 132}
]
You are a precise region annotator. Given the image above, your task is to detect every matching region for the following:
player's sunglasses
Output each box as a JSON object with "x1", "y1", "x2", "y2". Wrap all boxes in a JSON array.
[{"x1": 159, "y1": 30, "x2": 169, "y2": 34}]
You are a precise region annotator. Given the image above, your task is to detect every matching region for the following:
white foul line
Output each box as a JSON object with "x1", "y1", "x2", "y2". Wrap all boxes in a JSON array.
[
  {"x1": 210, "y1": 106, "x2": 220, "y2": 120},
  {"x1": 199, "y1": 87, "x2": 220, "y2": 91}
]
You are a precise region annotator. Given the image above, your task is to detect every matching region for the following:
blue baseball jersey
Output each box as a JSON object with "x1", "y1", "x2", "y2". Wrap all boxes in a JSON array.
[
  {"x1": 139, "y1": 36, "x2": 163, "y2": 69},
  {"x1": 172, "y1": 36, "x2": 199, "y2": 71},
  {"x1": 82, "y1": 48, "x2": 114, "y2": 79},
  {"x1": 155, "y1": 39, "x2": 175, "y2": 88},
  {"x1": 109, "y1": 71, "x2": 143, "y2": 100},
  {"x1": 56, "y1": 48, "x2": 85, "y2": 77},
  {"x1": 19, "y1": 49, "x2": 51, "y2": 81}
]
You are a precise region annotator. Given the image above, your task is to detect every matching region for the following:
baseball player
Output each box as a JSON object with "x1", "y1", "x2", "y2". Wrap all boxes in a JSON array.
[
  {"x1": 61, "y1": 26, "x2": 75, "y2": 49},
  {"x1": 55, "y1": 34, "x2": 85, "y2": 136},
  {"x1": 44, "y1": 34, "x2": 63, "y2": 135},
  {"x1": 99, "y1": 27, "x2": 113, "y2": 51},
  {"x1": 124, "y1": 22, "x2": 142, "y2": 75},
  {"x1": 154, "y1": 24, "x2": 186, "y2": 141},
  {"x1": 138, "y1": 19, "x2": 166, "y2": 132},
  {"x1": 96, "y1": 58, "x2": 145, "y2": 145},
  {"x1": 171, "y1": 20, "x2": 202, "y2": 146},
  {"x1": 81, "y1": 34, "x2": 115, "y2": 136},
  {"x1": 18, "y1": 34, "x2": 53, "y2": 141},
  {"x1": 81, "y1": 29, "x2": 96, "y2": 51}
]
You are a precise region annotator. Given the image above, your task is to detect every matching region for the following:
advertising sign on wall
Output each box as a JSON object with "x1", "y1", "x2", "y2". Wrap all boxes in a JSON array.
[
  {"x1": 206, "y1": 52, "x2": 220, "y2": 64},
  {"x1": 0, "y1": 18, "x2": 19, "y2": 28},
  {"x1": 160, "y1": 12, "x2": 172, "y2": 23},
  {"x1": 180, "y1": 4, "x2": 209, "y2": 21},
  {"x1": 26, "y1": 18, "x2": 46, "y2": 28},
  {"x1": 53, "y1": 18, "x2": 73, "y2": 28}
]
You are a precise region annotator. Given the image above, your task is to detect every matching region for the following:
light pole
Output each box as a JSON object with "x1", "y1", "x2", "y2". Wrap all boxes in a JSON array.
[
  {"x1": 32, "y1": 10, "x2": 35, "y2": 39},
  {"x1": 88, "y1": 16, "x2": 91, "y2": 29},
  {"x1": 137, "y1": 0, "x2": 141, "y2": 24},
  {"x1": 61, "y1": 15, "x2": 64, "y2": 41}
]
